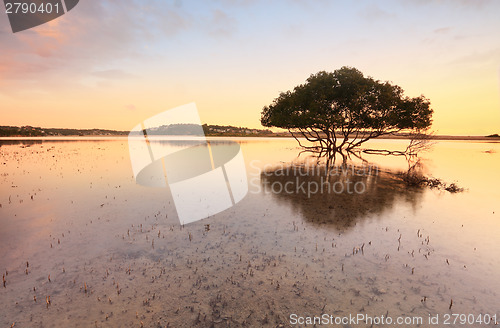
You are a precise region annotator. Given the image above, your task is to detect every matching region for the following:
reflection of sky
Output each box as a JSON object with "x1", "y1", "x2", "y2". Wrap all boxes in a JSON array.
[
  {"x1": 0, "y1": 1, "x2": 499, "y2": 134},
  {"x1": 0, "y1": 138, "x2": 499, "y2": 322}
]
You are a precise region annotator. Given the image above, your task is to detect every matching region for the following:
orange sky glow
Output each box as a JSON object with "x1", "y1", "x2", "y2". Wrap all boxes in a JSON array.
[{"x1": 0, "y1": 1, "x2": 499, "y2": 136}]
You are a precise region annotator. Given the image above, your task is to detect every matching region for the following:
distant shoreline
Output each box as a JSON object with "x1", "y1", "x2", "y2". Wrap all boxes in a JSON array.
[
  {"x1": 1, "y1": 125, "x2": 499, "y2": 141},
  {"x1": 1, "y1": 135, "x2": 499, "y2": 142}
]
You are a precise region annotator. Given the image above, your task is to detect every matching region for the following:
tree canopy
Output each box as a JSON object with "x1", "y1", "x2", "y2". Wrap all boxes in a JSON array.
[{"x1": 261, "y1": 67, "x2": 433, "y2": 156}]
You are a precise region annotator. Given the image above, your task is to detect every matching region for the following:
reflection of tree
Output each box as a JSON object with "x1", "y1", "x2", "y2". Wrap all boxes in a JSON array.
[
  {"x1": 260, "y1": 160, "x2": 424, "y2": 231},
  {"x1": 0, "y1": 140, "x2": 43, "y2": 147}
]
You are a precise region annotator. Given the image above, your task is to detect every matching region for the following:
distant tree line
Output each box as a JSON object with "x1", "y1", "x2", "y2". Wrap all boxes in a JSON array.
[
  {"x1": 0, "y1": 124, "x2": 274, "y2": 137},
  {"x1": 0, "y1": 126, "x2": 128, "y2": 137},
  {"x1": 202, "y1": 124, "x2": 273, "y2": 136}
]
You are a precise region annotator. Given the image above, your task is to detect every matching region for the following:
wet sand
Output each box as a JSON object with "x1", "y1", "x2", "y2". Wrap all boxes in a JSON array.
[{"x1": 0, "y1": 138, "x2": 499, "y2": 327}]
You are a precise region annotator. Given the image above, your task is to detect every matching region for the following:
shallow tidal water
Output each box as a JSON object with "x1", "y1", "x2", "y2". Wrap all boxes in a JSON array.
[{"x1": 0, "y1": 137, "x2": 499, "y2": 327}]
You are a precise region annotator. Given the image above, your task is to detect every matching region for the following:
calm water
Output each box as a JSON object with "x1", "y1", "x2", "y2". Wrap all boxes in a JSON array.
[{"x1": 0, "y1": 137, "x2": 499, "y2": 327}]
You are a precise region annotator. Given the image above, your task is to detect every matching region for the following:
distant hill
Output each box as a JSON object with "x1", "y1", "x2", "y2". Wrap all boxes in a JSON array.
[
  {"x1": 202, "y1": 124, "x2": 273, "y2": 136},
  {"x1": 0, "y1": 124, "x2": 274, "y2": 137}
]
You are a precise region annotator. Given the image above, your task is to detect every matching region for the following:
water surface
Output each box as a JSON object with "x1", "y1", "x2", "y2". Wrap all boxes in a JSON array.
[{"x1": 0, "y1": 137, "x2": 499, "y2": 327}]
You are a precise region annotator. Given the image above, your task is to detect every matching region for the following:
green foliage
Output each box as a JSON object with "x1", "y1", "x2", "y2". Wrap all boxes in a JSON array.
[{"x1": 261, "y1": 67, "x2": 433, "y2": 152}]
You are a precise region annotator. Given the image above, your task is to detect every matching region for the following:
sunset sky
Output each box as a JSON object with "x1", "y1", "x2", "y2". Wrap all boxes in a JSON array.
[{"x1": 1, "y1": 0, "x2": 499, "y2": 135}]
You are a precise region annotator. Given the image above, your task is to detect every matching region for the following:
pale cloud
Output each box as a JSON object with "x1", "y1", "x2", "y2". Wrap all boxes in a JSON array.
[
  {"x1": 0, "y1": 0, "x2": 249, "y2": 94},
  {"x1": 0, "y1": 0, "x2": 188, "y2": 93},
  {"x1": 434, "y1": 27, "x2": 451, "y2": 34},
  {"x1": 498, "y1": 67, "x2": 500, "y2": 100},
  {"x1": 213, "y1": 0, "x2": 260, "y2": 6},
  {"x1": 403, "y1": 0, "x2": 496, "y2": 10},
  {"x1": 451, "y1": 47, "x2": 500, "y2": 66},
  {"x1": 359, "y1": 4, "x2": 396, "y2": 22},
  {"x1": 92, "y1": 69, "x2": 136, "y2": 80},
  {"x1": 156, "y1": 7, "x2": 192, "y2": 37},
  {"x1": 208, "y1": 9, "x2": 237, "y2": 38}
]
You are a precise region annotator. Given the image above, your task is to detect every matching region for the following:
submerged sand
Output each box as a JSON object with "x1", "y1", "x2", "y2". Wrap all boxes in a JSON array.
[{"x1": 0, "y1": 138, "x2": 499, "y2": 327}]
